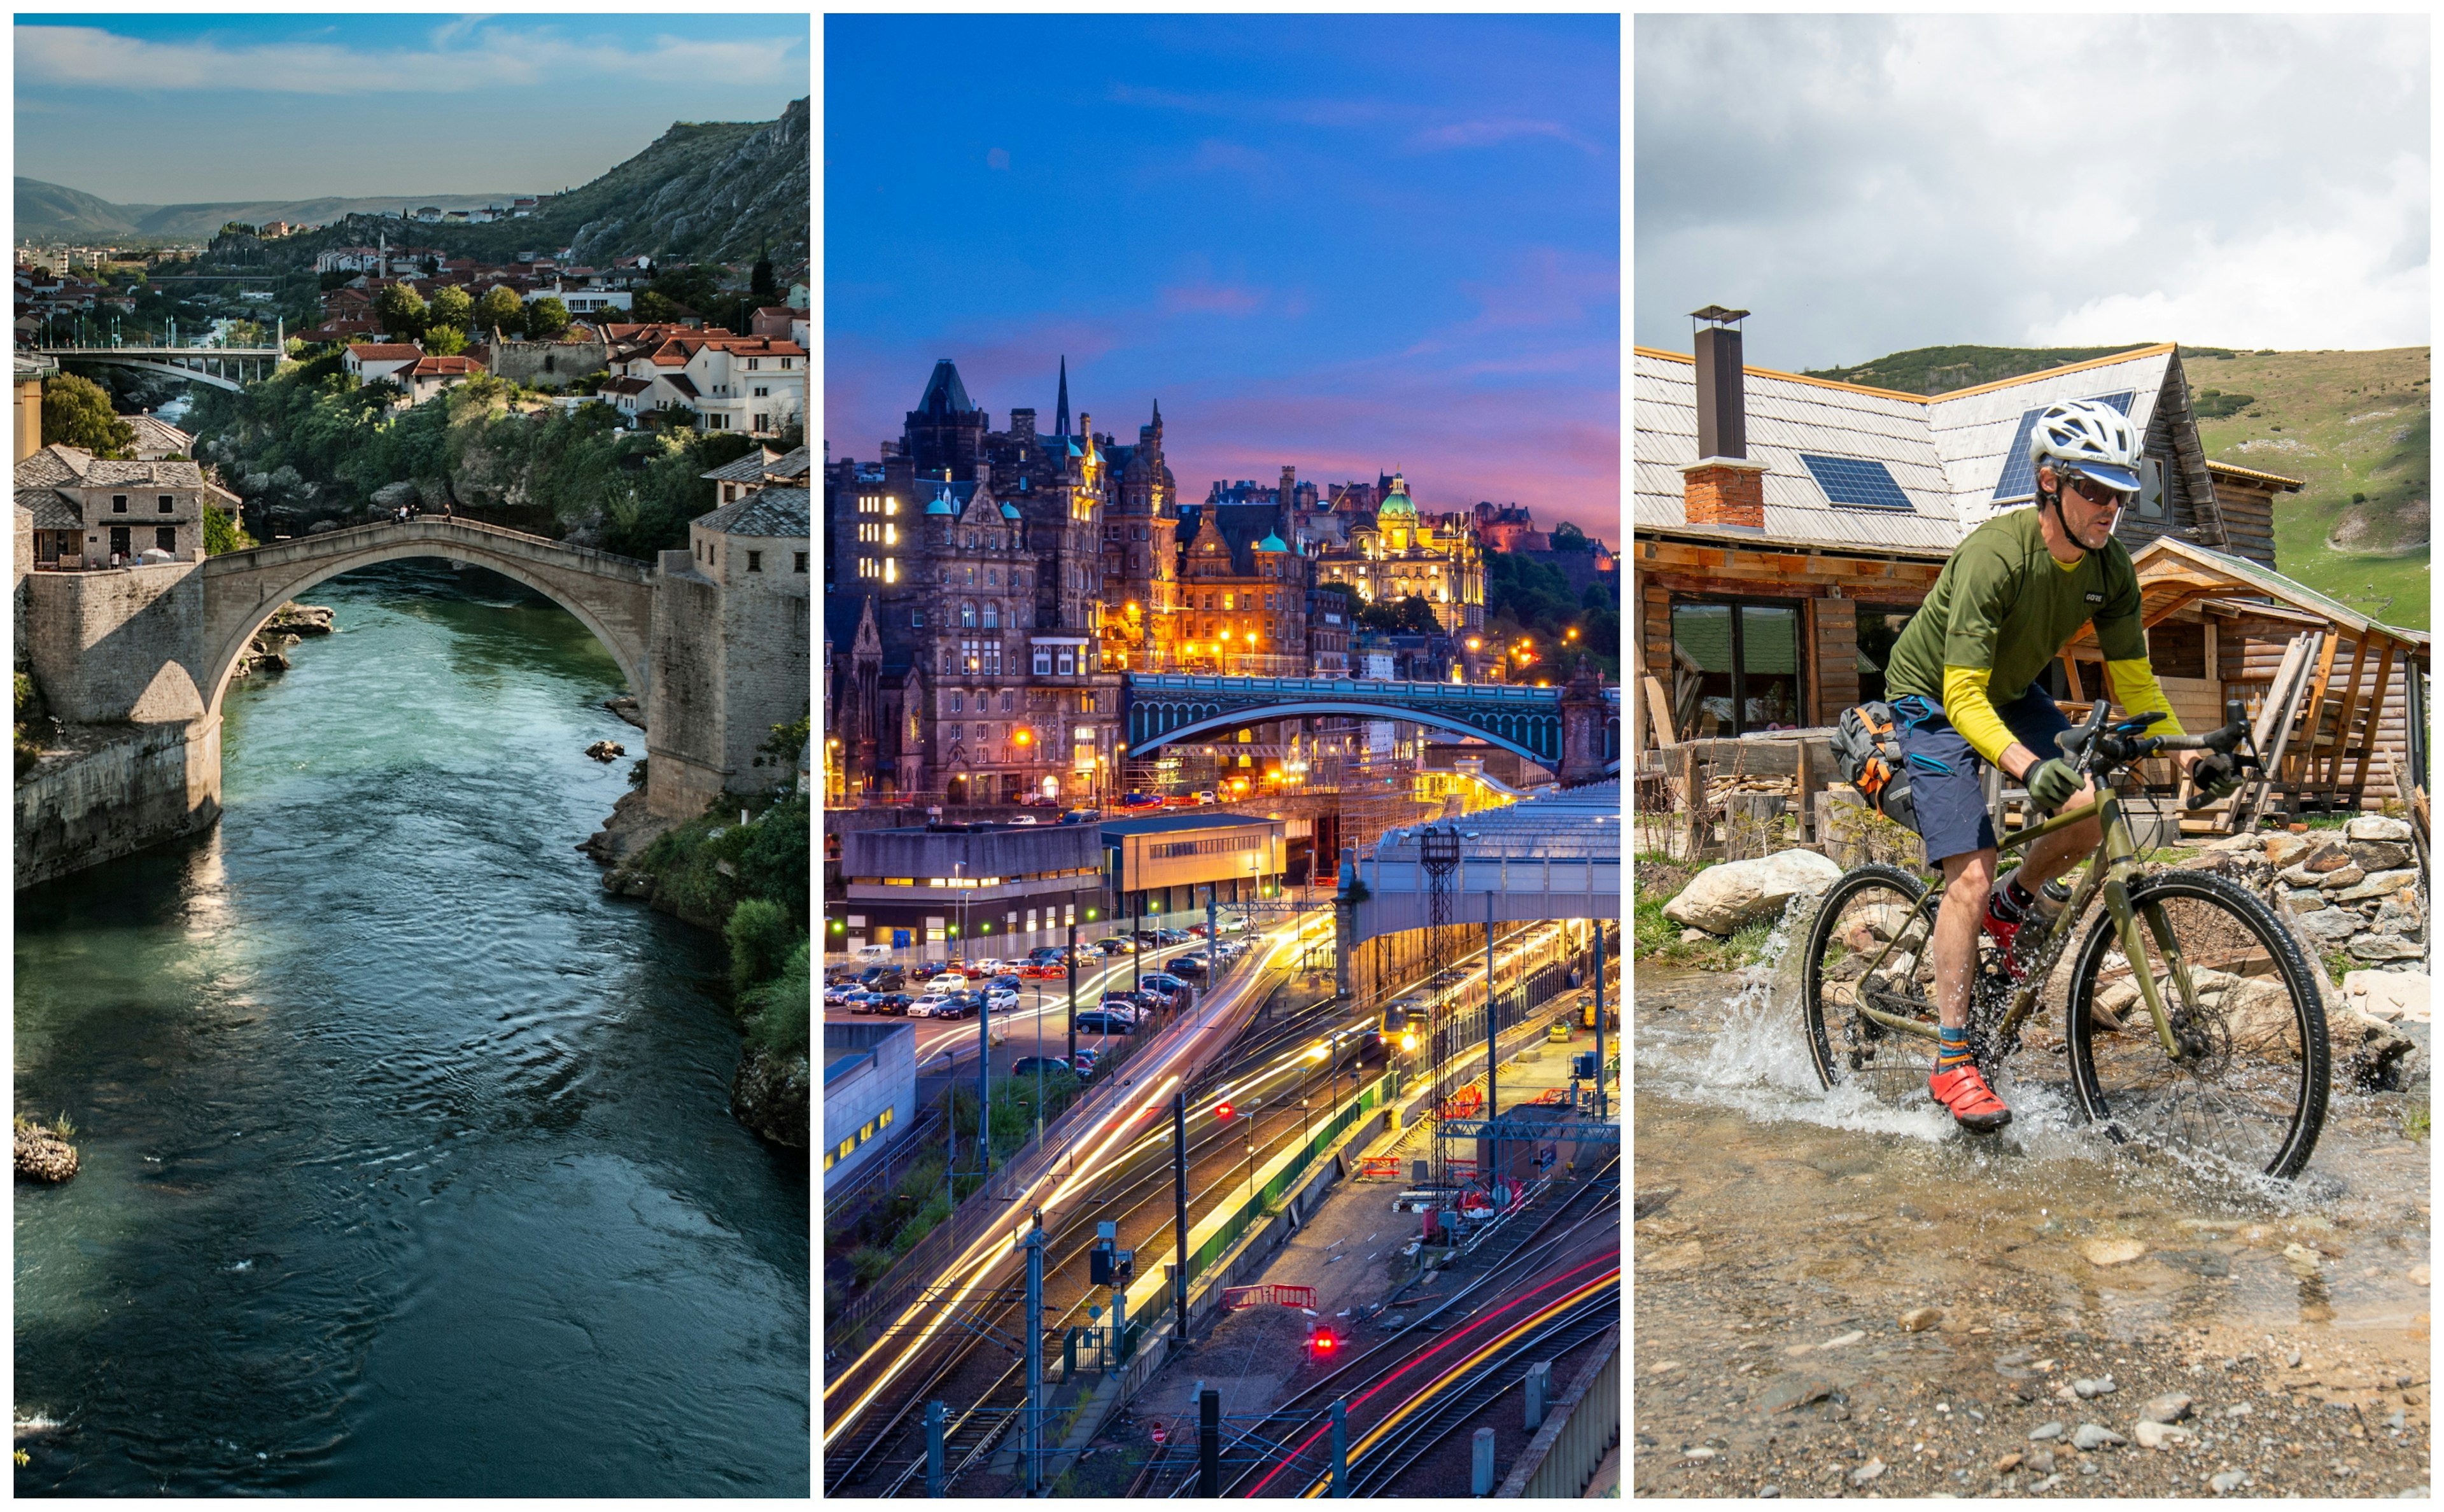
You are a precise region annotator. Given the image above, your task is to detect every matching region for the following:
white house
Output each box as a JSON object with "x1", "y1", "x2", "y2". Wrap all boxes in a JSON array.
[
  {"x1": 403, "y1": 353, "x2": 486, "y2": 405},
  {"x1": 342, "y1": 342, "x2": 422, "y2": 388},
  {"x1": 606, "y1": 332, "x2": 806, "y2": 436},
  {"x1": 524, "y1": 283, "x2": 631, "y2": 318}
]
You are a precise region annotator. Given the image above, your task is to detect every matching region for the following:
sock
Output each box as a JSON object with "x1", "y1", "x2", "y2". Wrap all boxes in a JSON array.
[{"x1": 1936, "y1": 1023, "x2": 1974, "y2": 1074}]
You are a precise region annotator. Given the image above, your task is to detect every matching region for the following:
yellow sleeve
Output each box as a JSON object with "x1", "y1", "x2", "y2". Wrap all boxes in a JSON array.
[
  {"x1": 1941, "y1": 664, "x2": 2018, "y2": 767},
  {"x1": 2104, "y1": 659, "x2": 2186, "y2": 737}
]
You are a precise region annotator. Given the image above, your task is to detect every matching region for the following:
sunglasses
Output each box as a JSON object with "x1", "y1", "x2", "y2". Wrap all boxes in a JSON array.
[{"x1": 2063, "y1": 473, "x2": 2132, "y2": 508}]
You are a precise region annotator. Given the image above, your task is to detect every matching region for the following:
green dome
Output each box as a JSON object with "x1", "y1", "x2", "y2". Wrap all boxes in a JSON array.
[
  {"x1": 1257, "y1": 532, "x2": 1289, "y2": 552},
  {"x1": 1377, "y1": 473, "x2": 1416, "y2": 518}
]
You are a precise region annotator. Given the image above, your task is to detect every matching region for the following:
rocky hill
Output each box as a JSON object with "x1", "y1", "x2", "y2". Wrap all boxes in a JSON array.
[
  {"x1": 1804, "y1": 342, "x2": 2429, "y2": 631},
  {"x1": 268, "y1": 99, "x2": 808, "y2": 274},
  {"x1": 16, "y1": 178, "x2": 524, "y2": 245}
]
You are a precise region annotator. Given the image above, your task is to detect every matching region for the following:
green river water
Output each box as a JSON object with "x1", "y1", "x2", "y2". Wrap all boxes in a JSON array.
[{"x1": 14, "y1": 561, "x2": 810, "y2": 1494}]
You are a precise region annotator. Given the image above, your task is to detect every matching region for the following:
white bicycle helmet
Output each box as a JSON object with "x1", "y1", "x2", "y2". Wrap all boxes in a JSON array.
[{"x1": 2030, "y1": 398, "x2": 2142, "y2": 495}]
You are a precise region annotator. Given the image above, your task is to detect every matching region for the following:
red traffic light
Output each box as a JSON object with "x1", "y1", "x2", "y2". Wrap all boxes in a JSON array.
[
  {"x1": 1214, "y1": 1100, "x2": 1236, "y2": 1121},
  {"x1": 1310, "y1": 1327, "x2": 1338, "y2": 1354}
]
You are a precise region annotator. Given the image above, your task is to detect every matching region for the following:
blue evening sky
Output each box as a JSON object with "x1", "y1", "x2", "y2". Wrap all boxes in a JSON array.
[
  {"x1": 16, "y1": 14, "x2": 809, "y2": 204},
  {"x1": 825, "y1": 15, "x2": 1619, "y2": 542}
]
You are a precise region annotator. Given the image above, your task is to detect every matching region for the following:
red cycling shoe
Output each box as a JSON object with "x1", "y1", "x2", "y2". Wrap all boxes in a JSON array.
[
  {"x1": 1929, "y1": 1063, "x2": 2012, "y2": 1133},
  {"x1": 1982, "y1": 890, "x2": 2056, "y2": 983}
]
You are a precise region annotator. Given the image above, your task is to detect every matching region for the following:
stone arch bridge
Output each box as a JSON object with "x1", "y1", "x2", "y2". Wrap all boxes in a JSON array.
[
  {"x1": 1121, "y1": 671, "x2": 1620, "y2": 785},
  {"x1": 38, "y1": 345, "x2": 286, "y2": 394}
]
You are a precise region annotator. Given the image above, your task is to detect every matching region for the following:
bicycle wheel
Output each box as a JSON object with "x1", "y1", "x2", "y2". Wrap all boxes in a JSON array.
[
  {"x1": 2063, "y1": 869, "x2": 2329, "y2": 1179},
  {"x1": 1801, "y1": 864, "x2": 1941, "y2": 1104}
]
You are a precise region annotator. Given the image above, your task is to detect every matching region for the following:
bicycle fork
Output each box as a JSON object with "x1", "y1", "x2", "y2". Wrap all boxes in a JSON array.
[{"x1": 2103, "y1": 881, "x2": 2195, "y2": 1061}]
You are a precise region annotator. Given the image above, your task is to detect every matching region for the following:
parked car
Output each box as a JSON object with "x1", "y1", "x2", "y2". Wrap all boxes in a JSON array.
[
  {"x1": 850, "y1": 942, "x2": 894, "y2": 962},
  {"x1": 1072, "y1": 1011, "x2": 1137, "y2": 1035},
  {"x1": 837, "y1": 990, "x2": 878, "y2": 1013},
  {"x1": 1020, "y1": 962, "x2": 1065, "y2": 979},
  {"x1": 824, "y1": 981, "x2": 863, "y2": 1005},
  {"x1": 1009, "y1": 1056, "x2": 1076, "y2": 1081},
  {"x1": 927, "y1": 972, "x2": 971, "y2": 992},
  {"x1": 1193, "y1": 790, "x2": 1218, "y2": 805},
  {"x1": 1097, "y1": 995, "x2": 1150, "y2": 1022},
  {"x1": 1070, "y1": 1050, "x2": 1102, "y2": 1078},
  {"x1": 984, "y1": 988, "x2": 1020, "y2": 1013},
  {"x1": 1095, "y1": 937, "x2": 1134, "y2": 956},
  {"x1": 1219, "y1": 914, "x2": 1251, "y2": 934},
  {"x1": 906, "y1": 994, "x2": 953, "y2": 1018},
  {"x1": 858, "y1": 965, "x2": 905, "y2": 988},
  {"x1": 1026, "y1": 946, "x2": 1065, "y2": 965},
  {"x1": 987, "y1": 975, "x2": 1025, "y2": 994},
  {"x1": 1160, "y1": 928, "x2": 1191, "y2": 945},
  {"x1": 1169, "y1": 956, "x2": 1210, "y2": 981},
  {"x1": 1058, "y1": 808, "x2": 1100, "y2": 825},
  {"x1": 1009, "y1": 815, "x2": 1041, "y2": 826}
]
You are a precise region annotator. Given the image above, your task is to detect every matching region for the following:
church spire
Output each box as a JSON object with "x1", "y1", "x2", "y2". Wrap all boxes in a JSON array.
[{"x1": 1055, "y1": 356, "x2": 1071, "y2": 439}]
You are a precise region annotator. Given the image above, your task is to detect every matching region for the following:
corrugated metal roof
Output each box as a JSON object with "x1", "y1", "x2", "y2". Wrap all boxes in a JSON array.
[{"x1": 2204, "y1": 459, "x2": 2306, "y2": 490}]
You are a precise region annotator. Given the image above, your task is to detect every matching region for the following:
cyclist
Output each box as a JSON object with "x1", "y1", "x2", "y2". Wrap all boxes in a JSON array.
[{"x1": 1880, "y1": 399, "x2": 2240, "y2": 1132}]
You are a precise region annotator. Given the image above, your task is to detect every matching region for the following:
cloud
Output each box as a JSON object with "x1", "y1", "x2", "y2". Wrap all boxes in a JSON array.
[
  {"x1": 986, "y1": 147, "x2": 1009, "y2": 171},
  {"x1": 1160, "y1": 281, "x2": 1267, "y2": 318},
  {"x1": 1410, "y1": 118, "x2": 1596, "y2": 155},
  {"x1": 1187, "y1": 139, "x2": 1268, "y2": 176},
  {"x1": 14, "y1": 22, "x2": 805, "y2": 95},
  {"x1": 1635, "y1": 14, "x2": 2429, "y2": 365}
]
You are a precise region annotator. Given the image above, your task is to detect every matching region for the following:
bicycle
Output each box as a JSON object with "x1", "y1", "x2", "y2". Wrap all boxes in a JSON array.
[{"x1": 1800, "y1": 697, "x2": 2331, "y2": 1179}]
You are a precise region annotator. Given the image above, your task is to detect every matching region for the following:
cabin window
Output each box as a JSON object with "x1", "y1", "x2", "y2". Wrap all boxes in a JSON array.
[
  {"x1": 746, "y1": 550, "x2": 762, "y2": 573},
  {"x1": 158, "y1": 495, "x2": 174, "y2": 513},
  {"x1": 113, "y1": 494, "x2": 129, "y2": 514},
  {"x1": 1669, "y1": 598, "x2": 1805, "y2": 739},
  {"x1": 157, "y1": 527, "x2": 177, "y2": 554},
  {"x1": 1853, "y1": 603, "x2": 1918, "y2": 707}
]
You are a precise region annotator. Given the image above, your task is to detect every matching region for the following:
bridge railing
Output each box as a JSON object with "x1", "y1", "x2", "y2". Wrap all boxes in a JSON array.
[
  {"x1": 203, "y1": 513, "x2": 652, "y2": 574},
  {"x1": 1125, "y1": 673, "x2": 1562, "y2": 701}
]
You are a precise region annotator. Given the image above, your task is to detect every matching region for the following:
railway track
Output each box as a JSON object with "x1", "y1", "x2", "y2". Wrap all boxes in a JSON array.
[{"x1": 1133, "y1": 1151, "x2": 1619, "y2": 1497}]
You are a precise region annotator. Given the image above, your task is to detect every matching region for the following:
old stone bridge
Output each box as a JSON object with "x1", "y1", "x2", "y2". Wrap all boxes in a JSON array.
[
  {"x1": 1121, "y1": 669, "x2": 1621, "y2": 785},
  {"x1": 20, "y1": 515, "x2": 803, "y2": 885}
]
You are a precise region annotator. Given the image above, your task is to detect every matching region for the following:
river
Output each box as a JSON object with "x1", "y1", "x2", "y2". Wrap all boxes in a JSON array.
[{"x1": 14, "y1": 562, "x2": 810, "y2": 1495}]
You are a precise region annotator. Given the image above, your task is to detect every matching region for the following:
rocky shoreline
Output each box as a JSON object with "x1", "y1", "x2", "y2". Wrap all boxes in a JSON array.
[
  {"x1": 228, "y1": 601, "x2": 336, "y2": 680},
  {"x1": 15, "y1": 1120, "x2": 78, "y2": 1184},
  {"x1": 578, "y1": 759, "x2": 808, "y2": 1151}
]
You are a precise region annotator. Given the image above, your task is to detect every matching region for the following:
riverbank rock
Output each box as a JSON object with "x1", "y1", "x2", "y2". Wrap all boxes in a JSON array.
[
  {"x1": 603, "y1": 695, "x2": 647, "y2": 732},
  {"x1": 263, "y1": 602, "x2": 335, "y2": 636},
  {"x1": 2344, "y1": 970, "x2": 2430, "y2": 1025},
  {"x1": 15, "y1": 1122, "x2": 78, "y2": 1184},
  {"x1": 580, "y1": 787, "x2": 681, "y2": 869},
  {"x1": 2347, "y1": 813, "x2": 2413, "y2": 843},
  {"x1": 731, "y1": 1046, "x2": 809, "y2": 1149},
  {"x1": 585, "y1": 739, "x2": 626, "y2": 762},
  {"x1": 1661, "y1": 850, "x2": 1843, "y2": 935}
]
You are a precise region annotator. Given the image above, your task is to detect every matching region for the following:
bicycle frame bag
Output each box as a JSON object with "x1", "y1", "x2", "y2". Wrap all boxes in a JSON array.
[{"x1": 1833, "y1": 701, "x2": 1918, "y2": 830}]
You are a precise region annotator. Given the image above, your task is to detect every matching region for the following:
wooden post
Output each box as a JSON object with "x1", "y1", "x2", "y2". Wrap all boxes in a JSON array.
[
  {"x1": 1677, "y1": 744, "x2": 1703, "y2": 862},
  {"x1": 2320, "y1": 636, "x2": 2371, "y2": 799},
  {"x1": 1795, "y1": 738, "x2": 1822, "y2": 845},
  {"x1": 2060, "y1": 654, "x2": 2086, "y2": 702},
  {"x1": 2347, "y1": 637, "x2": 2396, "y2": 809},
  {"x1": 2294, "y1": 631, "x2": 2343, "y2": 815}
]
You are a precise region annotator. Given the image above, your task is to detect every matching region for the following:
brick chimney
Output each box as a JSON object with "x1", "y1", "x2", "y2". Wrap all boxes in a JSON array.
[{"x1": 1681, "y1": 305, "x2": 1766, "y2": 529}]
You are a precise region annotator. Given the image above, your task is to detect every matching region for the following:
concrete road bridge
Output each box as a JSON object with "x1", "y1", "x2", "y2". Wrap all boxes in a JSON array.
[
  {"x1": 38, "y1": 344, "x2": 286, "y2": 393},
  {"x1": 1121, "y1": 671, "x2": 1620, "y2": 784}
]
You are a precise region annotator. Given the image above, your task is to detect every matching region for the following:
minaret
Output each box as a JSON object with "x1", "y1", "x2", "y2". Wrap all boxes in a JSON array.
[{"x1": 1055, "y1": 356, "x2": 1071, "y2": 440}]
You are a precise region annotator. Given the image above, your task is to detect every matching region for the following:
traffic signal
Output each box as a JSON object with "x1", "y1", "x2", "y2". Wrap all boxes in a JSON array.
[
  {"x1": 1309, "y1": 1326, "x2": 1338, "y2": 1357},
  {"x1": 1214, "y1": 1100, "x2": 1236, "y2": 1123}
]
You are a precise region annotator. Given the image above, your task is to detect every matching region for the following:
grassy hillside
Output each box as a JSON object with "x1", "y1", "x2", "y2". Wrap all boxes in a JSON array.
[
  {"x1": 1809, "y1": 341, "x2": 2429, "y2": 632},
  {"x1": 1802, "y1": 342, "x2": 2166, "y2": 395},
  {"x1": 2184, "y1": 347, "x2": 2429, "y2": 631}
]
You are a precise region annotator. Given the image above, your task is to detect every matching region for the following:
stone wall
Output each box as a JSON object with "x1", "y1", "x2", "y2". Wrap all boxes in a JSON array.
[
  {"x1": 716, "y1": 529, "x2": 811, "y2": 785},
  {"x1": 482, "y1": 335, "x2": 610, "y2": 391},
  {"x1": 25, "y1": 562, "x2": 208, "y2": 723},
  {"x1": 645, "y1": 554, "x2": 727, "y2": 818},
  {"x1": 15, "y1": 717, "x2": 221, "y2": 888}
]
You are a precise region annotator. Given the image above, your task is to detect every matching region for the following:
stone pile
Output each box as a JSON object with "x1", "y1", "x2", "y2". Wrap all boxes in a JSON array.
[
  {"x1": 15, "y1": 1120, "x2": 78, "y2": 1184},
  {"x1": 2196, "y1": 814, "x2": 2424, "y2": 964}
]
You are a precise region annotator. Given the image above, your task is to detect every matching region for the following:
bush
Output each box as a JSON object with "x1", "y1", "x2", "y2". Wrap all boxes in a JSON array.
[
  {"x1": 741, "y1": 942, "x2": 810, "y2": 1059},
  {"x1": 846, "y1": 1245, "x2": 896, "y2": 1284},
  {"x1": 726, "y1": 898, "x2": 794, "y2": 993}
]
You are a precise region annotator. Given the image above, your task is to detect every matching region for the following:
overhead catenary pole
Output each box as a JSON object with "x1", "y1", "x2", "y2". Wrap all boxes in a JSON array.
[
  {"x1": 1172, "y1": 1089, "x2": 1191, "y2": 1341},
  {"x1": 1067, "y1": 913, "x2": 1079, "y2": 1074},
  {"x1": 1024, "y1": 1215, "x2": 1046, "y2": 1495},
  {"x1": 1594, "y1": 923, "x2": 1608, "y2": 1121}
]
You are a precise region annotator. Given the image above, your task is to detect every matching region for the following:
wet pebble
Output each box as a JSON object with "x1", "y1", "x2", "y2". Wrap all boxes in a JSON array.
[
  {"x1": 2210, "y1": 1469, "x2": 2247, "y2": 1492},
  {"x1": 1850, "y1": 1457, "x2": 1886, "y2": 1484},
  {"x1": 1899, "y1": 1305, "x2": 1942, "y2": 1332},
  {"x1": 2072, "y1": 1423, "x2": 2126, "y2": 1450},
  {"x1": 2141, "y1": 1393, "x2": 2193, "y2": 1424},
  {"x1": 2074, "y1": 1374, "x2": 2118, "y2": 1397},
  {"x1": 2029, "y1": 1420, "x2": 2065, "y2": 1441}
]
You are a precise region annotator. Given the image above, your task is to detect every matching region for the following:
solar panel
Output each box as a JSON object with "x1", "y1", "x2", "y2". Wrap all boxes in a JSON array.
[
  {"x1": 1797, "y1": 453, "x2": 1915, "y2": 512},
  {"x1": 1990, "y1": 391, "x2": 2137, "y2": 501}
]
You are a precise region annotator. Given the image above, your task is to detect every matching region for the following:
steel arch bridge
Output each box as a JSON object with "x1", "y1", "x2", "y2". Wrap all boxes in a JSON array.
[
  {"x1": 38, "y1": 346, "x2": 284, "y2": 394},
  {"x1": 1120, "y1": 673, "x2": 1620, "y2": 780}
]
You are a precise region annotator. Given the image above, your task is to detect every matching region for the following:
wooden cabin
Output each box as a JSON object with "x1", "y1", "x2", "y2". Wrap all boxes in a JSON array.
[{"x1": 1633, "y1": 313, "x2": 2422, "y2": 810}]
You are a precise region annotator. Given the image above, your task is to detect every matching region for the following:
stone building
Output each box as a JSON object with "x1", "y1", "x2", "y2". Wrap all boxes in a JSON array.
[
  {"x1": 15, "y1": 445, "x2": 234, "y2": 569},
  {"x1": 1313, "y1": 472, "x2": 1486, "y2": 635},
  {"x1": 1170, "y1": 500, "x2": 1309, "y2": 676},
  {"x1": 1095, "y1": 401, "x2": 1184, "y2": 672},
  {"x1": 824, "y1": 358, "x2": 1123, "y2": 806},
  {"x1": 647, "y1": 484, "x2": 811, "y2": 816},
  {"x1": 479, "y1": 330, "x2": 610, "y2": 390}
]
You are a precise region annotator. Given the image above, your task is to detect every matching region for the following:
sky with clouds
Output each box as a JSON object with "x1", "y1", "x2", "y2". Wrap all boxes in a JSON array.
[
  {"x1": 1636, "y1": 14, "x2": 2429, "y2": 372},
  {"x1": 826, "y1": 15, "x2": 1620, "y2": 541},
  {"x1": 15, "y1": 14, "x2": 809, "y2": 204}
]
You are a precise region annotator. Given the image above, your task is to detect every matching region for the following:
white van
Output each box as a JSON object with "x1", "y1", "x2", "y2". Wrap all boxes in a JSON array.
[{"x1": 851, "y1": 942, "x2": 893, "y2": 963}]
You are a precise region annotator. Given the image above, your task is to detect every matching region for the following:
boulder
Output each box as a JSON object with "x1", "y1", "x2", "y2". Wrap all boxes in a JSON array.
[
  {"x1": 2133, "y1": 1419, "x2": 2189, "y2": 1450},
  {"x1": 2293, "y1": 908, "x2": 2365, "y2": 945},
  {"x1": 2345, "y1": 841, "x2": 2413, "y2": 872},
  {"x1": 2294, "y1": 841, "x2": 2355, "y2": 874},
  {"x1": 2343, "y1": 970, "x2": 2429, "y2": 1025},
  {"x1": 2263, "y1": 833, "x2": 2314, "y2": 869},
  {"x1": 2347, "y1": 933, "x2": 2424, "y2": 963},
  {"x1": 2333, "y1": 868, "x2": 2419, "y2": 903},
  {"x1": 2139, "y1": 1394, "x2": 2194, "y2": 1424},
  {"x1": 1661, "y1": 850, "x2": 1843, "y2": 935},
  {"x1": 2346, "y1": 813, "x2": 2413, "y2": 843},
  {"x1": 729, "y1": 1045, "x2": 809, "y2": 1149},
  {"x1": 2312, "y1": 864, "x2": 2367, "y2": 892},
  {"x1": 14, "y1": 1121, "x2": 78, "y2": 1183},
  {"x1": 2369, "y1": 897, "x2": 2423, "y2": 939},
  {"x1": 2277, "y1": 858, "x2": 2357, "y2": 890}
]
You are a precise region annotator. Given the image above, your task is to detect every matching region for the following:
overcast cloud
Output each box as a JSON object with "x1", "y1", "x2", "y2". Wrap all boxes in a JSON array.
[{"x1": 1635, "y1": 15, "x2": 2429, "y2": 371}]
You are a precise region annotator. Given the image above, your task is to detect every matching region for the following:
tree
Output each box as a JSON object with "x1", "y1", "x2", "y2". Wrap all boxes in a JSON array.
[
  {"x1": 751, "y1": 244, "x2": 776, "y2": 298},
  {"x1": 41, "y1": 373, "x2": 136, "y2": 458},
  {"x1": 1356, "y1": 593, "x2": 1441, "y2": 634},
  {"x1": 526, "y1": 296, "x2": 572, "y2": 340},
  {"x1": 375, "y1": 282, "x2": 428, "y2": 339},
  {"x1": 1551, "y1": 520, "x2": 1589, "y2": 552},
  {"x1": 474, "y1": 284, "x2": 524, "y2": 337},
  {"x1": 427, "y1": 283, "x2": 474, "y2": 333},
  {"x1": 630, "y1": 290, "x2": 680, "y2": 325},
  {"x1": 202, "y1": 505, "x2": 256, "y2": 555},
  {"x1": 423, "y1": 325, "x2": 468, "y2": 357}
]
